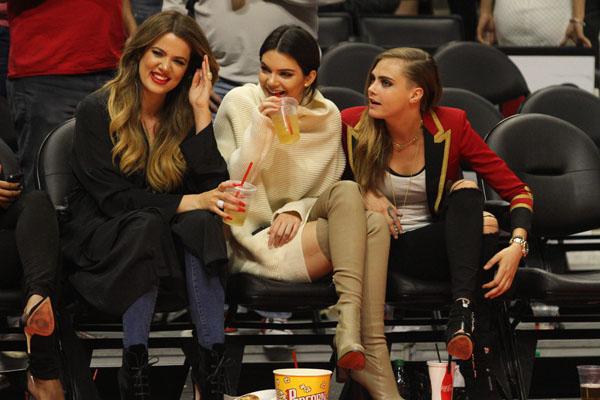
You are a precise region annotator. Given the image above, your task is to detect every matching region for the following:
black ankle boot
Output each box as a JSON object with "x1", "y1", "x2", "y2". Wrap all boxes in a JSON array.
[
  {"x1": 190, "y1": 343, "x2": 231, "y2": 400},
  {"x1": 446, "y1": 298, "x2": 475, "y2": 360},
  {"x1": 118, "y1": 344, "x2": 152, "y2": 400}
]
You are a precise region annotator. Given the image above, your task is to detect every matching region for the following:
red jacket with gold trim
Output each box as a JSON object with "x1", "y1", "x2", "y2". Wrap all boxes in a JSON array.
[{"x1": 341, "y1": 105, "x2": 533, "y2": 231}]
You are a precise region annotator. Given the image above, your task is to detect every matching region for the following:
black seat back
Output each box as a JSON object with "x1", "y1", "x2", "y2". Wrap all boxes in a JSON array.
[
  {"x1": 320, "y1": 86, "x2": 366, "y2": 110},
  {"x1": 35, "y1": 118, "x2": 77, "y2": 208},
  {"x1": 520, "y1": 85, "x2": 600, "y2": 150},
  {"x1": 358, "y1": 15, "x2": 464, "y2": 51},
  {"x1": 439, "y1": 87, "x2": 502, "y2": 139},
  {"x1": 434, "y1": 41, "x2": 529, "y2": 105},
  {"x1": 319, "y1": 42, "x2": 384, "y2": 94},
  {"x1": 318, "y1": 12, "x2": 354, "y2": 52},
  {"x1": 485, "y1": 114, "x2": 600, "y2": 237}
]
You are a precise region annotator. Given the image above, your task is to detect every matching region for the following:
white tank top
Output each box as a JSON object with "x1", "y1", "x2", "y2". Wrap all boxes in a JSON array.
[{"x1": 379, "y1": 168, "x2": 433, "y2": 232}]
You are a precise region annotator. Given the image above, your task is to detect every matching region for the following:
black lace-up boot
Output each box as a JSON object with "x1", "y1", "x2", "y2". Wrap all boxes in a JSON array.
[
  {"x1": 190, "y1": 343, "x2": 232, "y2": 400},
  {"x1": 118, "y1": 344, "x2": 152, "y2": 400}
]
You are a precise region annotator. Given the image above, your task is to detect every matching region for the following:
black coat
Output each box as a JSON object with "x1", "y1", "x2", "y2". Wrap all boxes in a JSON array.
[{"x1": 61, "y1": 91, "x2": 229, "y2": 315}]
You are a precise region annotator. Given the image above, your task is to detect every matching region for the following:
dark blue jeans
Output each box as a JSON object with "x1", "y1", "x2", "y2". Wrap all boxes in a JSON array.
[
  {"x1": 122, "y1": 250, "x2": 225, "y2": 349},
  {"x1": 6, "y1": 71, "x2": 114, "y2": 190},
  {"x1": 0, "y1": 27, "x2": 9, "y2": 98},
  {"x1": 131, "y1": 0, "x2": 163, "y2": 24}
]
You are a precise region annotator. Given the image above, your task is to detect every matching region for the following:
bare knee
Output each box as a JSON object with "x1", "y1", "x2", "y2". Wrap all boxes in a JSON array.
[
  {"x1": 449, "y1": 179, "x2": 479, "y2": 193},
  {"x1": 483, "y1": 211, "x2": 499, "y2": 234}
]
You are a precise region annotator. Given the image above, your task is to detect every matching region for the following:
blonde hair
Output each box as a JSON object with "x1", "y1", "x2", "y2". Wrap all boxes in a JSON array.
[
  {"x1": 103, "y1": 11, "x2": 218, "y2": 192},
  {"x1": 353, "y1": 47, "x2": 441, "y2": 193}
]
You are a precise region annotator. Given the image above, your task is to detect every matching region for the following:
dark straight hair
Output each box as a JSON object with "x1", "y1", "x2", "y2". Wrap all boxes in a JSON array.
[{"x1": 259, "y1": 25, "x2": 320, "y2": 103}]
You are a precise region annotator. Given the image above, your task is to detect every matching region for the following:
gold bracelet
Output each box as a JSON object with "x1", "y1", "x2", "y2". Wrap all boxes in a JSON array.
[{"x1": 570, "y1": 18, "x2": 586, "y2": 27}]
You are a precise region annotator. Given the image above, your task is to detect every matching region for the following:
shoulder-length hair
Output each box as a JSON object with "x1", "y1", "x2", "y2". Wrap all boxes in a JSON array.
[
  {"x1": 353, "y1": 47, "x2": 442, "y2": 193},
  {"x1": 103, "y1": 10, "x2": 218, "y2": 192},
  {"x1": 259, "y1": 25, "x2": 320, "y2": 104}
]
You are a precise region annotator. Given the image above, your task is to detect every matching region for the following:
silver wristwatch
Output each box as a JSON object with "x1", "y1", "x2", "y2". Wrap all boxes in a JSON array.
[{"x1": 509, "y1": 235, "x2": 529, "y2": 258}]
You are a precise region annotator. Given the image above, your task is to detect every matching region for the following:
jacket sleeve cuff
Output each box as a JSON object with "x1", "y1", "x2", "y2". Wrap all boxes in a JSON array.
[{"x1": 510, "y1": 207, "x2": 532, "y2": 233}]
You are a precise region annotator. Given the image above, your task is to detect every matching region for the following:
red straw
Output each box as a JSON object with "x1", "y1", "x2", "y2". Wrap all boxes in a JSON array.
[
  {"x1": 235, "y1": 161, "x2": 254, "y2": 187},
  {"x1": 292, "y1": 350, "x2": 299, "y2": 368}
]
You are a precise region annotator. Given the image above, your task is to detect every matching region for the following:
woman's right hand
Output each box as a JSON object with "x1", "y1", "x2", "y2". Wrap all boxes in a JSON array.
[
  {"x1": 177, "y1": 181, "x2": 246, "y2": 219},
  {"x1": 257, "y1": 96, "x2": 281, "y2": 118},
  {"x1": 0, "y1": 165, "x2": 21, "y2": 209},
  {"x1": 476, "y1": 13, "x2": 496, "y2": 45},
  {"x1": 363, "y1": 189, "x2": 402, "y2": 239}
]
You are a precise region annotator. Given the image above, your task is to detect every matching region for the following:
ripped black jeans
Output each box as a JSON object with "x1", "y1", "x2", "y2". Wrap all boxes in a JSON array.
[{"x1": 388, "y1": 188, "x2": 498, "y2": 301}]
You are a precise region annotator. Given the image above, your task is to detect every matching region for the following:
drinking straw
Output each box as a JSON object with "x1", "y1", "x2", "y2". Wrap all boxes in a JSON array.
[
  {"x1": 284, "y1": 115, "x2": 294, "y2": 136},
  {"x1": 237, "y1": 161, "x2": 253, "y2": 187},
  {"x1": 435, "y1": 343, "x2": 442, "y2": 363},
  {"x1": 292, "y1": 350, "x2": 299, "y2": 368}
]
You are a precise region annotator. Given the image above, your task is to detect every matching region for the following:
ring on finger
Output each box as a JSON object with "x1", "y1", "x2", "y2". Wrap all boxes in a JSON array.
[
  {"x1": 393, "y1": 225, "x2": 399, "y2": 233},
  {"x1": 216, "y1": 199, "x2": 225, "y2": 209}
]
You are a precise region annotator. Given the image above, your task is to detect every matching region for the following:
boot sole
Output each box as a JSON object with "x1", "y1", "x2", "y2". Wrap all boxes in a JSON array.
[{"x1": 447, "y1": 334, "x2": 473, "y2": 360}]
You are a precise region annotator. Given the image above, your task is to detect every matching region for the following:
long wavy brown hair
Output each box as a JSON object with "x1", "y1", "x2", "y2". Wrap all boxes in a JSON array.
[
  {"x1": 103, "y1": 11, "x2": 218, "y2": 192},
  {"x1": 352, "y1": 47, "x2": 442, "y2": 193}
]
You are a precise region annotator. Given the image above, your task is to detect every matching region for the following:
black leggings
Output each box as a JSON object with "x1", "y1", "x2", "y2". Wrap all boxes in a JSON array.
[
  {"x1": 0, "y1": 191, "x2": 60, "y2": 301},
  {"x1": 389, "y1": 188, "x2": 498, "y2": 301}
]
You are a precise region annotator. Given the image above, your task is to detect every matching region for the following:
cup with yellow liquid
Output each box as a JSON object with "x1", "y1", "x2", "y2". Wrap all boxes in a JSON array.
[
  {"x1": 578, "y1": 365, "x2": 600, "y2": 400},
  {"x1": 223, "y1": 181, "x2": 257, "y2": 227},
  {"x1": 271, "y1": 97, "x2": 300, "y2": 144}
]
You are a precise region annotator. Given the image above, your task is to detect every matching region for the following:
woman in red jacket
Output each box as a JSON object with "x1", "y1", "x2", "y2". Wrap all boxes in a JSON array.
[{"x1": 342, "y1": 47, "x2": 533, "y2": 397}]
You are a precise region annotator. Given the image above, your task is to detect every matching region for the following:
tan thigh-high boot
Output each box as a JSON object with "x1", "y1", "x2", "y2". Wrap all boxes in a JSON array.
[
  {"x1": 350, "y1": 211, "x2": 402, "y2": 399},
  {"x1": 309, "y1": 181, "x2": 367, "y2": 371}
]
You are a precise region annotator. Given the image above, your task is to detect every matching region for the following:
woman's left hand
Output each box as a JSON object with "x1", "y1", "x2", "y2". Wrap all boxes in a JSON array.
[
  {"x1": 188, "y1": 55, "x2": 213, "y2": 129},
  {"x1": 481, "y1": 243, "x2": 523, "y2": 299},
  {"x1": 561, "y1": 20, "x2": 592, "y2": 47},
  {"x1": 268, "y1": 212, "x2": 301, "y2": 249}
]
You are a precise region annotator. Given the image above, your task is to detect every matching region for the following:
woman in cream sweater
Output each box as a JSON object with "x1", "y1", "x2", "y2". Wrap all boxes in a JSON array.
[{"x1": 214, "y1": 25, "x2": 401, "y2": 399}]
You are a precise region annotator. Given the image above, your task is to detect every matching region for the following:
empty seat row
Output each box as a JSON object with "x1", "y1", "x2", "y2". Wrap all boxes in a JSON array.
[{"x1": 318, "y1": 13, "x2": 464, "y2": 52}]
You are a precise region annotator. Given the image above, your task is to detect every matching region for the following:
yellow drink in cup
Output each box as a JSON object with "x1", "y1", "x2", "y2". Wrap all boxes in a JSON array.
[
  {"x1": 578, "y1": 366, "x2": 600, "y2": 400},
  {"x1": 273, "y1": 368, "x2": 332, "y2": 400},
  {"x1": 223, "y1": 181, "x2": 256, "y2": 227},
  {"x1": 271, "y1": 97, "x2": 300, "y2": 144},
  {"x1": 272, "y1": 113, "x2": 300, "y2": 144}
]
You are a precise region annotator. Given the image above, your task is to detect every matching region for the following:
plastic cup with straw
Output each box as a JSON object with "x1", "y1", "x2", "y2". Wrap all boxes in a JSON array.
[{"x1": 224, "y1": 162, "x2": 256, "y2": 226}]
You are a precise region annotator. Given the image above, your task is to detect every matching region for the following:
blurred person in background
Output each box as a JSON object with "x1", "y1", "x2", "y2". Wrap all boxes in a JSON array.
[
  {"x1": 6, "y1": 0, "x2": 136, "y2": 190},
  {"x1": 477, "y1": 0, "x2": 592, "y2": 47}
]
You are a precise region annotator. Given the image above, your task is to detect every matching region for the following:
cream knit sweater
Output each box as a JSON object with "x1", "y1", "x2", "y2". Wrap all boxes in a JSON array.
[{"x1": 214, "y1": 84, "x2": 345, "y2": 281}]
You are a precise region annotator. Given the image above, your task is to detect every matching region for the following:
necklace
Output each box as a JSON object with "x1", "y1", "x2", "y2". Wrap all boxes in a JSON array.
[
  {"x1": 389, "y1": 137, "x2": 421, "y2": 217},
  {"x1": 391, "y1": 135, "x2": 418, "y2": 151}
]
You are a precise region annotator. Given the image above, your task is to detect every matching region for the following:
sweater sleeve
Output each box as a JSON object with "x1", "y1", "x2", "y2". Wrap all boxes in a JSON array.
[
  {"x1": 457, "y1": 112, "x2": 533, "y2": 232},
  {"x1": 72, "y1": 93, "x2": 182, "y2": 220},
  {"x1": 273, "y1": 197, "x2": 318, "y2": 222},
  {"x1": 214, "y1": 89, "x2": 274, "y2": 181}
]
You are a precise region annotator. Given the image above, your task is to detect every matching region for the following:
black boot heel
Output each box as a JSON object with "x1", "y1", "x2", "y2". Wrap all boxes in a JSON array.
[{"x1": 446, "y1": 298, "x2": 475, "y2": 360}]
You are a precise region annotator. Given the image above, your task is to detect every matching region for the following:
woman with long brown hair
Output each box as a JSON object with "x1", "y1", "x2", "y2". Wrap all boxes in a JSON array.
[
  {"x1": 61, "y1": 11, "x2": 236, "y2": 399},
  {"x1": 343, "y1": 47, "x2": 533, "y2": 398}
]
